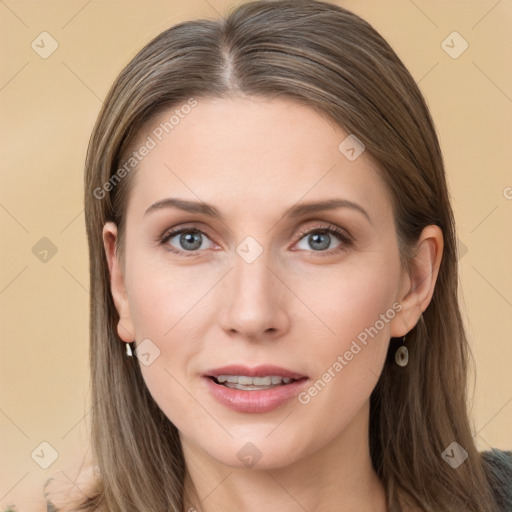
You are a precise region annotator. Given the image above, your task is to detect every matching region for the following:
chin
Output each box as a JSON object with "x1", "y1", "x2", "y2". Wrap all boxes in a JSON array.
[{"x1": 199, "y1": 430, "x2": 310, "y2": 470}]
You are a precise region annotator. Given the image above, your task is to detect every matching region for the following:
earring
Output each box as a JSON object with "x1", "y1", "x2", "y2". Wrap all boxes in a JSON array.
[
  {"x1": 395, "y1": 335, "x2": 409, "y2": 367},
  {"x1": 126, "y1": 342, "x2": 135, "y2": 357}
]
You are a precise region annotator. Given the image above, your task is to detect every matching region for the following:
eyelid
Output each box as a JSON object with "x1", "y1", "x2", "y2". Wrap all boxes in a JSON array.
[{"x1": 294, "y1": 222, "x2": 352, "y2": 244}]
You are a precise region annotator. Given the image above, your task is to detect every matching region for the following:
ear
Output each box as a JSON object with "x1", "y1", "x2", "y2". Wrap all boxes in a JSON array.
[
  {"x1": 102, "y1": 221, "x2": 136, "y2": 343},
  {"x1": 390, "y1": 225, "x2": 444, "y2": 337}
]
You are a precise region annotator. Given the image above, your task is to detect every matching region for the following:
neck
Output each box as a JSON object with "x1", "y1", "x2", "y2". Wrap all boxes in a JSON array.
[{"x1": 181, "y1": 400, "x2": 388, "y2": 512}]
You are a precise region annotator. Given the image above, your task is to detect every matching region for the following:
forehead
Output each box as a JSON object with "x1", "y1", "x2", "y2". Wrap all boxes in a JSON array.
[{"x1": 124, "y1": 96, "x2": 393, "y2": 225}]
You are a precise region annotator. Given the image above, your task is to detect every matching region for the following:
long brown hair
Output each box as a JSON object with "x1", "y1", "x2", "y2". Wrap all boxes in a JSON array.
[{"x1": 81, "y1": 1, "x2": 499, "y2": 510}]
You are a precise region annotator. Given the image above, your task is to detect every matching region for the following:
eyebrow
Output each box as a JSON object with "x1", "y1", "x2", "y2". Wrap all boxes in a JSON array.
[{"x1": 144, "y1": 197, "x2": 372, "y2": 225}]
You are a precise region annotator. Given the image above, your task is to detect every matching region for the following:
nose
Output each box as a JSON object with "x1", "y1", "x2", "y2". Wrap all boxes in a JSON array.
[{"x1": 218, "y1": 249, "x2": 290, "y2": 341}]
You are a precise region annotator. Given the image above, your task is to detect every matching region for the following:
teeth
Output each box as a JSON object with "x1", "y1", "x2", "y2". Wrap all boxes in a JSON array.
[
  {"x1": 218, "y1": 375, "x2": 238, "y2": 383},
  {"x1": 225, "y1": 383, "x2": 275, "y2": 390},
  {"x1": 238, "y1": 375, "x2": 257, "y2": 385},
  {"x1": 215, "y1": 375, "x2": 294, "y2": 387}
]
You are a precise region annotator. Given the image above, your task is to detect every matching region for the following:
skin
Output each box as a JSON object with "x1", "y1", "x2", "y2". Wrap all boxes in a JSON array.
[{"x1": 103, "y1": 96, "x2": 443, "y2": 512}]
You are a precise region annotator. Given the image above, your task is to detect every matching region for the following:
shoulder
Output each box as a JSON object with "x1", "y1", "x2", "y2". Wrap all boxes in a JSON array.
[
  {"x1": 480, "y1": 448, "x2": 512, "y2": 511},
  {"x1": 42, "y1": 462, "x2": 101, "y2": 512}
]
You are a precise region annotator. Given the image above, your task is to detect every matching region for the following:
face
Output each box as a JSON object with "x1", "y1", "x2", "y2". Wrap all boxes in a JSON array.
[{"x1": 104, "y1": 96, "x2": 418, "y2": 469}]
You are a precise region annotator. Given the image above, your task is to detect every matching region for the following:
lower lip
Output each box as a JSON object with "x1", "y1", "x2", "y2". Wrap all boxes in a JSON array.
[{"x1": 203, "y1": 376, "x2": 309, "y2": 413}]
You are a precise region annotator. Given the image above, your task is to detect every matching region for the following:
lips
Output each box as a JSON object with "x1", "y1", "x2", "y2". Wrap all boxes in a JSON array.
[
  {"x1": 202, "y1": 364, "x2": 309, "y2": 413},
  {"x1": 204, "y1": 364, "x2": 307, "y2": 380}
]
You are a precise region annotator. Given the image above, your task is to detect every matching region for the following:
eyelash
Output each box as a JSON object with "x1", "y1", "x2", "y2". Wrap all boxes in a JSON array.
[{"x1": 159, "y1": 223, "x2": 352, "y2": 258}]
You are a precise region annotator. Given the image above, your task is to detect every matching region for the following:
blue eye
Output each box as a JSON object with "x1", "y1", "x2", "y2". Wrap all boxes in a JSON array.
[
  {"x1": 161, "y1": 228, "x2": 214, "y2": 256},
  {"x1": 294, "y1": 225, "x2": 352, "y2": 255}
]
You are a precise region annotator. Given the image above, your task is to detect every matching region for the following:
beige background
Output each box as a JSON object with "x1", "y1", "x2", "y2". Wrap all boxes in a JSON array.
[{"x1": 1, "y1": 0, "x2": 511, "y2": 510}]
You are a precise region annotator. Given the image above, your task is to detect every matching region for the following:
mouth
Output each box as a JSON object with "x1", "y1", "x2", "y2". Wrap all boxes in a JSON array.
[
  {"x1": 208, "y1": 374, "x2": 305, "y2": 390},
  {"x1": 202, "y1": 364, "x2": 309, "y2": 413},
  {"x1": 204, "y1": 364, "x2": 308, "y2": 388}
]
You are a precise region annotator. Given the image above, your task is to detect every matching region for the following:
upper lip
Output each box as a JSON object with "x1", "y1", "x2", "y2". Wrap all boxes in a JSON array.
[{"x1": 204, "y1": 364, "x2": 307, "y2": 380}]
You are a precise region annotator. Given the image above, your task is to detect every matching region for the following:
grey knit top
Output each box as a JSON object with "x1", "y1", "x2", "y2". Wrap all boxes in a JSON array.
[{"x1": 481, "y1": 448, "x2": 512, "y2": 511}]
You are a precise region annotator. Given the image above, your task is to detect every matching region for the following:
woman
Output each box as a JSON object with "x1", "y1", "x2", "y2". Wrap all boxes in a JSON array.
[{"x1": 28, "y1": 0, "x2": 512, "y2": 511}]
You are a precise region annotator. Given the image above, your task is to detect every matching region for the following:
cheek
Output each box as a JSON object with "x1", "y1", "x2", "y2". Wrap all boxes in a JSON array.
[
  {"x1": 125, "y1": 249, "x2": 217, "y2": 340},
  {"x1": 295, "y1": 253, "x2": 400, "y2": 386},
  {"x1": 125, "y1": 266, "x2": 210, "y2": 432},
  {"x1": 301, "y1": 252, "x2": 399, "y2": 334},
  {"x1": 124, "y1": 253, "x2": 217, "y2": 420}
]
